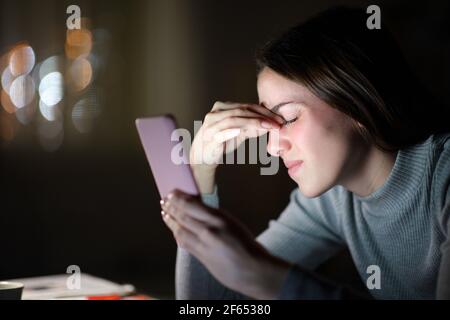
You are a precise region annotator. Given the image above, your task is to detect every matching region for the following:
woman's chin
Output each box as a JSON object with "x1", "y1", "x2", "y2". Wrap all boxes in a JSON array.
[{"x1": 297, "y1": 181, "x2": 328, "y2": 198}]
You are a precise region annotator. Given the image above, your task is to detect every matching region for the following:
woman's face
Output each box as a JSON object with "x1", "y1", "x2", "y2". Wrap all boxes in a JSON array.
[{"x1": 257, "y1": 67, "x2": 368, "y2": 198}]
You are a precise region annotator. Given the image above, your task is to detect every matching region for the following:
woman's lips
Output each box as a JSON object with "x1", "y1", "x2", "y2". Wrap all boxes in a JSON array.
[{"x1": 284, "y1": 160, "x2": 304, "y2": 176}]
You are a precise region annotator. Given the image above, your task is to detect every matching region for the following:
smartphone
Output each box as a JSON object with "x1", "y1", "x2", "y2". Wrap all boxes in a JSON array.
[{"x1": 136, "y1": 115, "x2": 199, "y2": 199}]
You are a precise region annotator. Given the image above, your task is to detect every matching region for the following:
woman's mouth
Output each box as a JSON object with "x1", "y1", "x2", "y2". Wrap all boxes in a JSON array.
[{"x1": 284, "y1": 160, "x2": 304, "y2": 176}]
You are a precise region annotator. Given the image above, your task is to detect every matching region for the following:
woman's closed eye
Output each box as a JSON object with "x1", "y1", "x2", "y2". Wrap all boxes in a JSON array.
[
  {"x1": 278, "y1": 103, "x2": 302, "y2": 127},
  {"x1": 283, "y1": 117, "x2": 298, "y2": 127}
]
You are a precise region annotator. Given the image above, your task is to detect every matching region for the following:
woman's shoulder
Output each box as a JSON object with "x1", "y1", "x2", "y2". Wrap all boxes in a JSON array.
[
  {"x1": 431, "y1": 132, "x2": 450, "y2": 151},
  {"x1": 430, "y1": 132, "x2": 450, "y2": 179}
]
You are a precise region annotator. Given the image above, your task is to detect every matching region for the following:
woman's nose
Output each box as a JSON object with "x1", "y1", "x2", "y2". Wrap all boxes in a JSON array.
[{"x1": 267, "y1": 129, "x2": 290, "y2": 157}]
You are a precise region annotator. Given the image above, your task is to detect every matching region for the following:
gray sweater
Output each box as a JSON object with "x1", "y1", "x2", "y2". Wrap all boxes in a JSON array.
[{"x1": 176, "y1": 133, "x2": 450, "y2": 299}]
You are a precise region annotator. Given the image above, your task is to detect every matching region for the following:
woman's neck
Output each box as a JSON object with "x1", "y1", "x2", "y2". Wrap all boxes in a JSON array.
[{"x1": 342, "y1": 145, "x2": 398, "y2": 198}]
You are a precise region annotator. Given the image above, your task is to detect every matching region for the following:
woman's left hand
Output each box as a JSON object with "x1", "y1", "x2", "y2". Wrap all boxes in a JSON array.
[{"x1": 160, "y1": 189, "x2": 291, "y2": 299}]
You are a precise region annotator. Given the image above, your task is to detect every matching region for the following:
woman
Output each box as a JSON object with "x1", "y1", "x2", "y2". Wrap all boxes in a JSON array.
[{"x1": 160, "y1": 7, "x2": 450, "y2": 299}]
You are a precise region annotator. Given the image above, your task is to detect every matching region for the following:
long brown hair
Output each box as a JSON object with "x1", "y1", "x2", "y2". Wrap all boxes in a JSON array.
[{"x1": 256, "y1": 6, "x2": 449, "y2": 152}]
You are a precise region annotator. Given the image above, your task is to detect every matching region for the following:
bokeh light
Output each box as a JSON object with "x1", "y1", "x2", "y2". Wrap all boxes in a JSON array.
[
  {"x1": 39, "y1": 71, "x2": 64, "y2": 106},
  {"x1": 65, "y1": 29, "x2": 93, "y2": 60},
  {"x1": 39, "y1": 99, "x2": 61, "y2": 122},
  {"x1": 9, "y1": 43, "x2": 35, "y2": 76},
  {"x1": 68, "y1": 57, "x2": 92, "y2": 92},
  {"x1": 1, "y1": 89, "x2": 16, "y2": 114},
  {"x1": 0, "y1": 15, "x2": 105, "y2": 150},
  {"x1": 9, "y1": 74, "x2": 36, "y2": 108},
  {"x1": 72, "y1": 90, "x2": 101, "y2": 133},
  {"x1": 15, "y1": 97, "x2": 37, "y2": 125},
  {"x1": 39, "y1": 55, "x2": 65, "y2": 80},
  {"x1": 1, "y1": 67, "x2": 14, "y2": 93}
]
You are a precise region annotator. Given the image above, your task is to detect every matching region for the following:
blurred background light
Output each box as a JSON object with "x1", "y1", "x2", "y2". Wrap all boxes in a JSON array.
[
  {"x1": 39, "y1": 55, "x2": 65, "y2": 81},
  {"x1": 68, "y1": 57, "x2": 92, "y2": 92},
  {"x1": 39, "y1": 99, "x2": 61, "y2": 122},
  {"x1": 1, "y1": 89, "x2": 16, "y2": 114},
  {"x1": 65, "y1": 28, "x2": 93, "y2": 60},
  {"x1": 1, "y1": 66, "x2": 14, "y2": 93},
  {"x1": 71, "y1": 90, "x2": 101, "y2": 133},
  {"x1": 9, "y1": 74, "x2": 36, "y2": 108},
  {"x1": 8, "y1": 43, "x2": 35, "y2": 76},
  {"x1": 15, "y1": 98, "x2": 37, "y2": 125},
  {"x1": 39, "y1": 71, "x2": 64, "y2": 106}
]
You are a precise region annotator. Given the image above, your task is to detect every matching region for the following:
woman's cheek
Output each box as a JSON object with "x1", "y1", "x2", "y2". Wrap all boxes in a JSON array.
[
  {"x1": 289, "y1": 119, "x2": 317, "y2": 158},
  {"x1": 288, "y1": 122, "x2": 304, "y2": 147},
  {"x1": 289, "y1": 119, "x2": 344, "y2": 197}
]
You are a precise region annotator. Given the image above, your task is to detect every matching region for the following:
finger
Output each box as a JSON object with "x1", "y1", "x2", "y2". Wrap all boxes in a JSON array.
[
  {"x1": 163, "y1": 191, "x2": 223, "y2": 227},
  {"x1": 219, "y1": 123, "x2": 276, "y2": 154},
  {"x1": 204, "y1": 116, "x2": 275, "y2": 141},
  {"x1": 205, "y1": 107, "x2": 281, "y2": 128},
  {"x1": 211, "y1": 101, "x2": 258, "y2": 112},
  {"x1": 210, "y1": 102, "x2": 285, "y2": 125},
  {"x1": 214, "y1": 123, "x2": 274, "y2": 144},
  {"x1": 162, "y1": 205, "x2": 218, "y2": 252},
  {"x1": 211, "y1": 101, "x2": 240, "y2": 112},
  {"x1": 224, "y1": 134, "x2": 245, "y2": 154},
  {"x1": 161, "y1": 209, "x2": 179, "y2": 234},
  {"x1": 162, "y1": 213, "x2": 204, "y2": 255},
  {"x1": 170, "y1": 206, "x2": 210, "y2": 236},
  {"x1": 213, "y1": 128, "x2": 241, "y2": 143},
  {"x1": 244, "y1": 104, "x2": 285, "y2": 125},
  {"x1": 162, "y1": 190, "x2": 224, "y2": 227}
]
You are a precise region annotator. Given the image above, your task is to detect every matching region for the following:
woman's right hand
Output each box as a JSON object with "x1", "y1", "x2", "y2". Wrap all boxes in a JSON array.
[{"x1": 189, "y1": 101, "x2": 284, "y2": 193}]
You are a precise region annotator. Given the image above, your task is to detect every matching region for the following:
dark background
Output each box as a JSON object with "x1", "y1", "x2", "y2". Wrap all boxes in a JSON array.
[{"x1": 0, "y1": 0, "x2": 449, "y2": 298}]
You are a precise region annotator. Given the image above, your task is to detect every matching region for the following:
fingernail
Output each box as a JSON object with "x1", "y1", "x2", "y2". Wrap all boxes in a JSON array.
[
  {"x1": 161, "y1": 210, "x2": 167, "y2": 217},
  {"x1": 160, "y1": 199, "x2": 165, "y2": 206}
]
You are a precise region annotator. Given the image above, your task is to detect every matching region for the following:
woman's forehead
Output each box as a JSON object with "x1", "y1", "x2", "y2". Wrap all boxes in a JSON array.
[{"x1": 257, "y1": 69, "x2": 313, "y2": 108}]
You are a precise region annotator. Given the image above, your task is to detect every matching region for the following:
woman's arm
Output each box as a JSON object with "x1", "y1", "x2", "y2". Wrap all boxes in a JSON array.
[
  {"x1": 175, "y1": 101, "x2": 283, "y2": 299},
  {"x1": 276, "y1": 264, "x2": 369, "y2": 299},
  {"x1": 175, "y1": 185, "x2": 249, "y2": 299},
  {"x1": 173, "y1": 185, "x2": 370, "y2": 299}
]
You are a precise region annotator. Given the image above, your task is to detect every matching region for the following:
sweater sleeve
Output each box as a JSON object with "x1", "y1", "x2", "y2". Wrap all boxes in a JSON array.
[
  {"x1": 176, "y1": 185, "x2": 360, "y2": 299},
  {"x1": 175, "y1": 185, "x2": 249, "y2": 299},
  {"x1": 276, "y1": 264, "x2": 368, "y2": 299}
]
